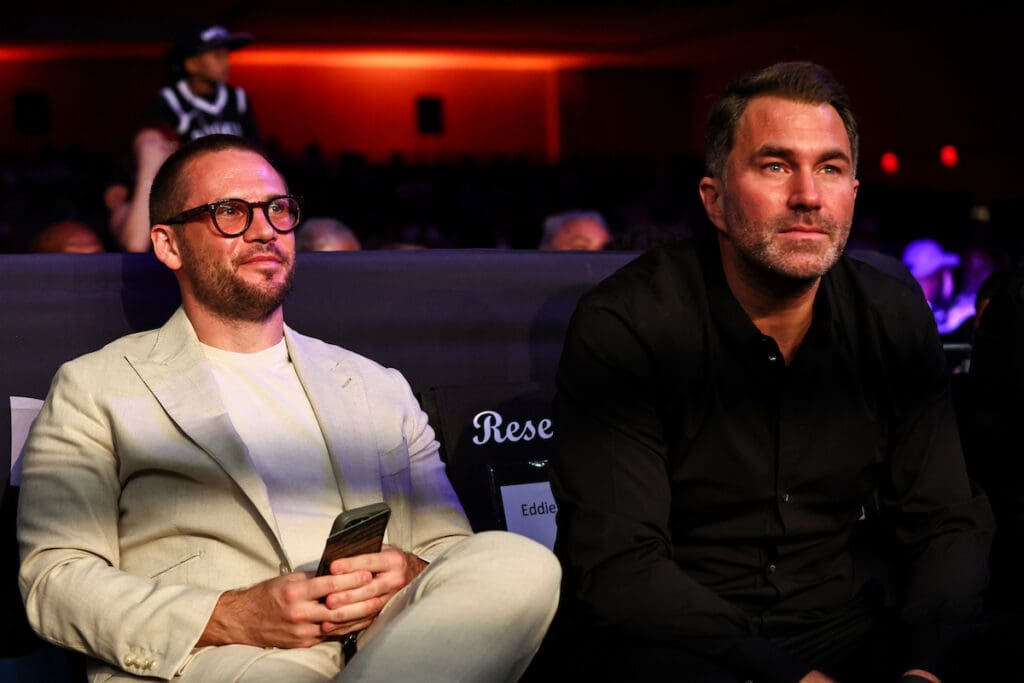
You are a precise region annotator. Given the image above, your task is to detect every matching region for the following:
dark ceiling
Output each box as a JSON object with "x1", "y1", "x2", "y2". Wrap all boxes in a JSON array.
[{"x1": 3, "y1": 3, "x2": 1006, "y2": 62}]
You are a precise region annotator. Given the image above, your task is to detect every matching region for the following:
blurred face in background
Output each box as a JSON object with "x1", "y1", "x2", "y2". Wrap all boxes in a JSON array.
[
  {"x1": 32, "y1": 220, "x2": 105, "y2": 254},
  {"x1": 185, "y1": 48, "x2": 232, "y2": 87},
  {"x1": 547, "y1": 218, "x2": 611, "y2": 251}
]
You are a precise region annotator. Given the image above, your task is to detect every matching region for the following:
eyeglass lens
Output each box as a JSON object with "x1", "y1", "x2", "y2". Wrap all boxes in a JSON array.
[{"x1": 213, "y1": 197, "x2": 302, "y2": 235}]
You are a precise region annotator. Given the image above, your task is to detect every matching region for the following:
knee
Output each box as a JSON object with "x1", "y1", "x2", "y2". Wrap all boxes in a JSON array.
[
  {"x1": 477, "y1": 531, "x2": 560, "y2": 585},
  {"x1": 445, "y1": 531, "x2": 561, "y2": 609}
]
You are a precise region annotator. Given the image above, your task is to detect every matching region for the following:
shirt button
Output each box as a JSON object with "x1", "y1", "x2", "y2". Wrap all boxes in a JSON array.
[
  {"x1": 279, "y1": 562, "x2": 290, "y2": 575},
  {"x1": 767, "y1": 563, "x2": 777, "y2": 574}
]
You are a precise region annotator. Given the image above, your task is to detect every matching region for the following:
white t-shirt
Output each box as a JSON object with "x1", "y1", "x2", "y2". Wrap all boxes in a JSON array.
[{"x1": 201, "y1": 338, "x2": 342, "y2": 572}]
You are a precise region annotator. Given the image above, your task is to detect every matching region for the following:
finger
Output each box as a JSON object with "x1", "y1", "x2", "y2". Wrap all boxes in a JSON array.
[
  {"x1": 323, "y1": 594, "x2": 388, "y2": 625},
  {"x1": 323, "y1": 576, "x2": 387, "y2": 609},
  {"x1": 329, "y1": 551, "x2": 394, "y2": 575},
  {"x1": 315, "y1": 569, "x2": 374, "y2": 598},
  {"x1": 321, "y1": 617, "x2": 374, "y2": 635}
]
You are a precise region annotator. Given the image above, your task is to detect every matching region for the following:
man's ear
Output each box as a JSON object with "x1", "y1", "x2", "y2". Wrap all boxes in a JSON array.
[
  {"x1": 698, "y1": 176, "x2": 726, "y2": 232},
  {"x1": 151, "y1": 224, "x2": 183, "y2": 271}
]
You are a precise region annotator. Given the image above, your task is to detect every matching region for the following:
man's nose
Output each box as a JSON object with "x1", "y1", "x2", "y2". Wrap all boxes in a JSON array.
[
  {"x1": 244, "y1": 208, "x2": 276, "y2": 242},
  {"x1": 788, "y1": 171, "x2": 822, "y2": 211}
]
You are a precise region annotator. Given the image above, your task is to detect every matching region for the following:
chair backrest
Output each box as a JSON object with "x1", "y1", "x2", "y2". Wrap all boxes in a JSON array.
[
  {"x1": 1, "y1": 483, "x2": 45, "y2": 658},
  {"x1": 3, "y1": 397, "x2": 48, "y2": 658},
  {"x1": 419, "y1": 381, "x2": 558, "y2": 549}
]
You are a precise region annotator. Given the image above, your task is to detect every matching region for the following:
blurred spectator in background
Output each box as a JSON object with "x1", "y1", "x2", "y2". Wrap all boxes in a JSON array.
[
  {"x1": 945, "y1": 269, "x2": 1012, "y2": 346},
  {"x1": 974, "y1": 269, "x2": 1010, "y2": 330},
  {"x1": 147, "y1": 22, "x2": 259, "y2": 146},
  {"x1": 959, "y1": 245, "x2": 999, "y2": 308},
  {"x1": 109, "y1": 22, "x2": 258, "y2": 253},
  {"x1": 296, "y1": 217, "x2": 362, "y2": 252},
  {"x1": 30, "y1": 220, "x2": 105, "y2": 254},
  {"x1": 539, "y1": 210, "x2": 611, "y2": 251},
  {"x1": 959, "y1": 264, "x2": 1024, "y2": 616},
  {"x1": 901, "y1": 237, "x2": 975, "y2": 335},
  {"x1": 106, "y1": 129, "x2": 179, "y2": 253}
]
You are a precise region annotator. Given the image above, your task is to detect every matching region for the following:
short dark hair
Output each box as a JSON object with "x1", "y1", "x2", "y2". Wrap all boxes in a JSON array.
[
  {"x1": 149, "y1": 134, "x2": 281, "y2": 227},
  {"x1": 703, "y1": 61, "x2": 858, "y2": 180}
]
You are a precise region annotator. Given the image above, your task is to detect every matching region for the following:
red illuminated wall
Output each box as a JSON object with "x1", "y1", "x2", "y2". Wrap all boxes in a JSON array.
[
  {"x1": 557, "y1": 67, "x2": 693, "y2": 161},
  {"x1": 0, "y1": 54, "x2": 164, "y2": 154},
  {"x1": 236, "y1": 63, "x2": 554, "y2": 162},
  {"x1": 0, "y1": 46, "x2": 702, "y2": 165}
]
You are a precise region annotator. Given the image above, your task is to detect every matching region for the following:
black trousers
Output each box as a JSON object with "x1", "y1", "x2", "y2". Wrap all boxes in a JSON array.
[{"x1": 524, "y1": 595, "x2": 1018, "y2": 683}]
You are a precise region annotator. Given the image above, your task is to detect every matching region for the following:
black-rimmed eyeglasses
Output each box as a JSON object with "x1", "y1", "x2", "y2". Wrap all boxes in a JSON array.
[{"x1": 157, "y1": 195, "x2": 304, "y2": 237}]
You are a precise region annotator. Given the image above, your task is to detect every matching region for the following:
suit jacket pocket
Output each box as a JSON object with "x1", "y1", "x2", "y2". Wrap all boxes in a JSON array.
[
  {"x1": 147, "y1": 551, "x2": 203, "y2": 581},
  {"x1": 379, "y1": 439, "x2": 411, "y2": 478}
]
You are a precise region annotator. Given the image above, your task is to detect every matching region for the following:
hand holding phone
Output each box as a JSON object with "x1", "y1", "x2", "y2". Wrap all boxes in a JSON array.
[{"x1": 315, "y1": 502, "x2": 391, "y2": 577}]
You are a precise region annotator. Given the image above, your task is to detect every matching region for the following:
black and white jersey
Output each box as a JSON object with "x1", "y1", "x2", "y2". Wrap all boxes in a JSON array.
[{"x1": 142, "y1": 79, "x2": 260, "y2": 144}]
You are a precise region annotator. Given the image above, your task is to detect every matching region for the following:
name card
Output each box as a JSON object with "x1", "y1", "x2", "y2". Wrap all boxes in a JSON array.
[{"x1": 499, "y1": 481, "x2": 557, "y2": 550}]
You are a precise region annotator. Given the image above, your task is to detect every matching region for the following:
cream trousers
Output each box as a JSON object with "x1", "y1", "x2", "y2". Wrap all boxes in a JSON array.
[{"x1": 159, "y1": 531, "x2": 560, "y2": 683}]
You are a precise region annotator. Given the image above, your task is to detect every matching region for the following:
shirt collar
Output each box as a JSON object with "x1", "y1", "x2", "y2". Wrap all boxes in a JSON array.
[{"x1": 698, "y1": 234, "x2": 845, "y2": 358}]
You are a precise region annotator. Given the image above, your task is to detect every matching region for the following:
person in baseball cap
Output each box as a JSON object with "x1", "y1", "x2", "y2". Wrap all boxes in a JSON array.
[
  {"x1": 109, "y1": 21, "x2": 260, "y2": 253},
  {"x1": 901, "y1": 238, "x2": 975, "y2": 334},
  {"x1": 901, "y1": 238, "x2": 961, "y2": 280},
  {"x1": 168, "y1": 23, "x2": 253, "y2": 78}
]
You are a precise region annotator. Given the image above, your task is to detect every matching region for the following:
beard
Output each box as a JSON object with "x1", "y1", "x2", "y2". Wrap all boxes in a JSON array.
[
  {"x1": 725, "y1": 207, "x2": 850, "y2": 285},
  {"x1": 178, "y1": 239, "x2": 294, "y2": 322}
]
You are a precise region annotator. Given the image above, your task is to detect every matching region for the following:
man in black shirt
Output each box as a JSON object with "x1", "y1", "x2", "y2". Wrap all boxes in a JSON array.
[{"x1": 548, "y1": 61, "x2": 994, "y2": 683}]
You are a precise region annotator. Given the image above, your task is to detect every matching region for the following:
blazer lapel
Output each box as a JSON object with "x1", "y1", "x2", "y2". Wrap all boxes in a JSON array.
[
  {"x1": 285, "y1": 328, "x2": 384, "y2": 512},
  {"x1": 126, "y1": 308, "x2": 281, "y2": 544}
]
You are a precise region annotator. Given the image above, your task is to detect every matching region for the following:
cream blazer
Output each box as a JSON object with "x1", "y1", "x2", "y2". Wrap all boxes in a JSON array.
[{"x1": 17, "y1": 307, "x2": 472, "y2": 680}]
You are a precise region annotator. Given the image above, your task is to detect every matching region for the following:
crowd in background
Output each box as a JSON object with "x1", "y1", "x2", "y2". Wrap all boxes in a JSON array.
[
  {"x1": 2, "y1": 21, "x2": 1021, "y2": 356},
  {"x1": 3, "y1": 144, "x2": 1018, "y2": 256},
  {"x1": 3, "y1": 144, "x2": 1017, "y2": 349},
  {"x1": 3, "y1": 143, "x2": 1019, "y2": 344},
  {"x1": 0, "y1": 145, "x2": 711, "y2": 253}
]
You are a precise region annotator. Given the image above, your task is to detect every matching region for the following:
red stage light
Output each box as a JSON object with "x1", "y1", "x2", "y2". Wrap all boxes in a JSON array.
[
  {"x1": 880, "y1": 152, "x2": 899, "y2": 174},
  {"x1": 940, "y1": 145, "x2": 959, "y2": 167}
]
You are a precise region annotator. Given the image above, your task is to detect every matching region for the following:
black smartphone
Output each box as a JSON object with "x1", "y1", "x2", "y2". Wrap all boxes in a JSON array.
[{"x1": 315, "y1": 502, "x2": 391, "y2": 577}]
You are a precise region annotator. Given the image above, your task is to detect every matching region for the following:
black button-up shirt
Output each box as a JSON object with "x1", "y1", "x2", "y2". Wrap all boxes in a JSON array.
[{"x1": 551, "y1": 236, "x2": 994, "y2": 682}]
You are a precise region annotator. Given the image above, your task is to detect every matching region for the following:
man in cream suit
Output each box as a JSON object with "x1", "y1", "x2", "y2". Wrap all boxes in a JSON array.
[{"x1": 17, "y1": 134, "x2": 560, "y2": 682}]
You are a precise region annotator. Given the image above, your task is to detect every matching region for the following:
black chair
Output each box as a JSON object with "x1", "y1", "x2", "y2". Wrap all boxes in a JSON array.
[{"x1": 418, "y1": 380, "x2": 557, "y2": 548}]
